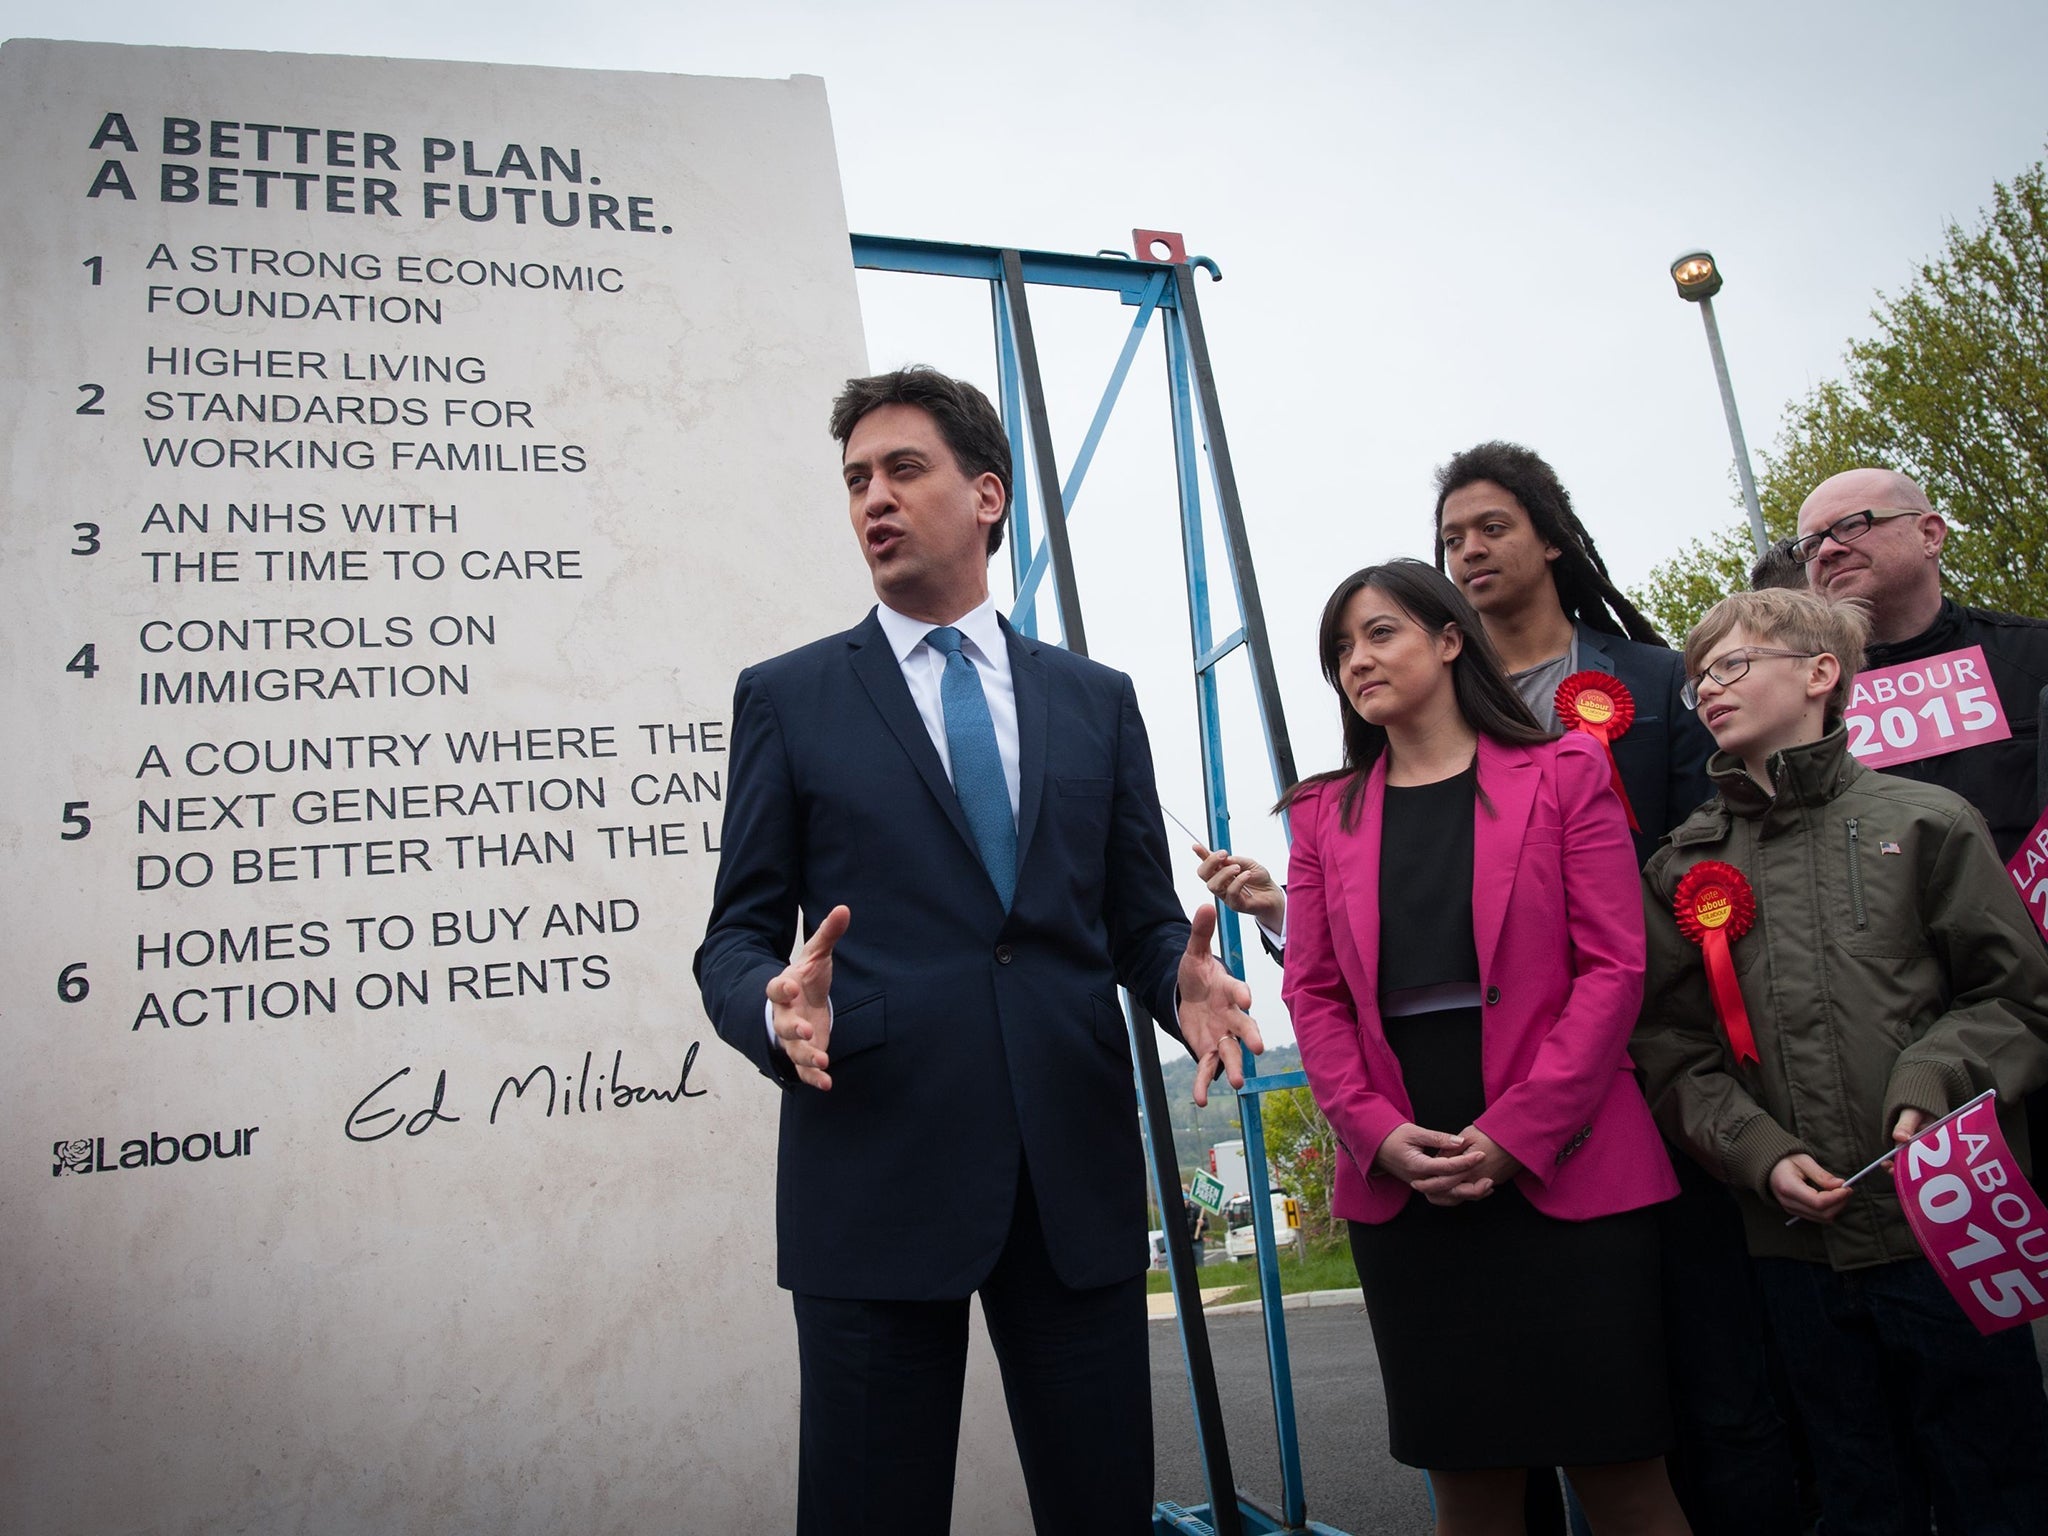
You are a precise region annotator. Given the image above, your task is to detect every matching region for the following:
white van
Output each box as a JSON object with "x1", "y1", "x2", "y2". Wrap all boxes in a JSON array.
[{"x1": 1223, "y1": 1188, "x2": 1303, "y2": 1261}]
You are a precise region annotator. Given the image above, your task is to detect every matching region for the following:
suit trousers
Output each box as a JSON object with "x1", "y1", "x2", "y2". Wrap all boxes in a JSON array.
[{"x1": 791, "y1": 1164, "x2": 1152, "y2": 1536}]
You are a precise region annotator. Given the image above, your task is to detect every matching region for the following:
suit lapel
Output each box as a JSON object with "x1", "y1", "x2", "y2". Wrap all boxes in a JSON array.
[
  {"x1": 846, "y1": 612, "x2": 981, "y2": 858},
  {"x1": 1329, "y1": 758, "x2": 1388, "y2": 1003},
  {"x1": 1472, "y1": 735, "x2": 1538, "y2": 976},
  {"x1": 1575, "y1": 622, "x2": 1618, "y2": 677},
  {"x1": 1006, "y1": 620, "x2": 1049, "y2": 875}
]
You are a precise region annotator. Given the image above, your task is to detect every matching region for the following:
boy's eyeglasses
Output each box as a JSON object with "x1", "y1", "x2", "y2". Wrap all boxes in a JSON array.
[
  {"x1": 1788, "y1": 507, "x2": 1920, "y2": 564},
  {"x1": 1681, "y1": 648, "x2": 1822, "y2": 710}
]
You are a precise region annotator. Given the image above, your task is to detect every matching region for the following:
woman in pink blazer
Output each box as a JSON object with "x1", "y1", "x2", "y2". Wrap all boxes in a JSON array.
[{"x1": 1277, "y1": 561, "x2": 1686, "y2": 1535}]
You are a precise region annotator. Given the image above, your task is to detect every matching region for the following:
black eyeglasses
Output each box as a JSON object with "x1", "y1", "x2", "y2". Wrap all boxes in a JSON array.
[
  {"x1": 1681, "y1": 648, "x2": 1821, "y2": 709},
  {"x1": 1788, "y1": 508, "x2": 1919, "y2": 564}
]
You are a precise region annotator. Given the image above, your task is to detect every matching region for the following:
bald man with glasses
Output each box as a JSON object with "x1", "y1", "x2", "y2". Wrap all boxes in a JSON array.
[
  {"x1": 1794, "y1": 468, "x2": 2046, "y2": 860},
  {"x1": 1796, "y1": 466, "x2": 2048, "y2": 1188}
]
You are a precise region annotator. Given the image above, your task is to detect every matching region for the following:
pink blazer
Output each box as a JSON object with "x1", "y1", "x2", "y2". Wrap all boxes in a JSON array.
[{"x1": 1281, "y1": 732, "x2": 1678, "y2": 1224}]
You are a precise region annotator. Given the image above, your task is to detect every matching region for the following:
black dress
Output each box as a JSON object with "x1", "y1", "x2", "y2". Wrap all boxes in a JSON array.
[{"x1": 1346, "y1": 765, "x2": 1669, "y2": 1470}]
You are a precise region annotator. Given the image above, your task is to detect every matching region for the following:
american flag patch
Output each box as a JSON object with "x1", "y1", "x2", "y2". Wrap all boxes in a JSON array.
[{"x1": 1879, "y1": 841, "x2": 1903, "y2": 855}]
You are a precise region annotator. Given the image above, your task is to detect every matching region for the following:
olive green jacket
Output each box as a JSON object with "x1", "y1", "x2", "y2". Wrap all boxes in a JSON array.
[{"x1": 1633, "y1": 728, "x2": 2048, "y2": 1270}]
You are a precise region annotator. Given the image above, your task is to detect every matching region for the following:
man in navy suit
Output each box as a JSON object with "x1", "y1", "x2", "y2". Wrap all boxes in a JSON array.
[{"x1": 694, "y1": 367, "x2": 1260, "y2": 1536}]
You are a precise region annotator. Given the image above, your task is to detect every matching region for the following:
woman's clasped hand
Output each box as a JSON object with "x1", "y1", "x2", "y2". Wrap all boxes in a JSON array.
[{"x1": 1374, "y1": 1122, "x2": 1523, "y2": 1205}]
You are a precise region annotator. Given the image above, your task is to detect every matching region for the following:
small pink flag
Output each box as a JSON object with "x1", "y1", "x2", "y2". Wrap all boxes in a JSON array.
[
  {"x1": 2007, "y1": 802, "x2": 2048, "y2": 945},
  {"x1": 1893, "y1": 1091, "x2": 2048, "y2": 1335}
]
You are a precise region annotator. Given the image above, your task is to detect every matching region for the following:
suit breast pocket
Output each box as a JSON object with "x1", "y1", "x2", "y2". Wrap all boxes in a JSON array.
[{"x1": 1054, "y1": 776, "x2": 1113, "y2": 844}]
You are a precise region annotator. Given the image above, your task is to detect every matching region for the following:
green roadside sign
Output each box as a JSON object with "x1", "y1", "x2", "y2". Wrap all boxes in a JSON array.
[{"x1": 1188, "y1": 1171, "x2": 1225, "y2": 1214}]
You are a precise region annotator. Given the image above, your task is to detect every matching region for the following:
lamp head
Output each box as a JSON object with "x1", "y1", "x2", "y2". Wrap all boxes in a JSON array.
[{"x1": 1671, "y1": 250, "x2": 1723, "y2": 302}]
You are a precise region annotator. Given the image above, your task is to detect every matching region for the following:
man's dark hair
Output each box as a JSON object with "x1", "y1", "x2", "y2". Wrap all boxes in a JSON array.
[
  {"x1": 829, "y1": 366, "x2": 1013, "y2": 558},
  {"x1": 1749, "y1": 538, "x2": 1806, "y2": 592},
  {"x1": 1430, "y1": 441, "x2": 1668, "y2": 647}
]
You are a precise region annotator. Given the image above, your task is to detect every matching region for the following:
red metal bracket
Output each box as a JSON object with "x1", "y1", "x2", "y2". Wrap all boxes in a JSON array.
[{"x1": 1132, "y1": 228, "x2": 1187, "y2": 265}]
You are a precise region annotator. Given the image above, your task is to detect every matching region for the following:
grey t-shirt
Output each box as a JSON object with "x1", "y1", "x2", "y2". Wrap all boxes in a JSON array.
[{"x1": 1508, "y1": 633, "x2": 1579, "y2": 730}]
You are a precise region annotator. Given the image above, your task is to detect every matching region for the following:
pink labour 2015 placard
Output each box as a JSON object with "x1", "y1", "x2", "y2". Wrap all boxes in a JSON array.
[
  {"x1": 1894, "y1": 1092, "x2": 2048, "y2": 1335},
  {"x1": 1842, "y1": 644, "x2": 2011, "y2": 769}
]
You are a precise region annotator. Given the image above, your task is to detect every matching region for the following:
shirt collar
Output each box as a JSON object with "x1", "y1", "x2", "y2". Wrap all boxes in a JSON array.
[{"x1": 875, "y1": 594, "x2": 1008, "y2": 672}]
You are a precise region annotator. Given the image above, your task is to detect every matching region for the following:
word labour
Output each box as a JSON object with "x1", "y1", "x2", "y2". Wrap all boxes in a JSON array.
[{"x1": 53, "y1": 1125, "x2": 258, "y2": 1176}]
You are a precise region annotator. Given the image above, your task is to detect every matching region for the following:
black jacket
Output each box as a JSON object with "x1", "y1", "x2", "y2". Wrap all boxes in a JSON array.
[
  {"x1": 1863, "y1": 599, "x2": 2048, "y2": 860},
  {"x1": 1575, "y1": 623, "x2": 1717, "y2": 867}
]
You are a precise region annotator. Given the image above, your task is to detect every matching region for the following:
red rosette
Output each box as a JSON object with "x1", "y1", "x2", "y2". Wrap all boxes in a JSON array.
[
  {"x1": 1554, "y1": 670, "x2": 1640, "y2": 831},
  {"x1": 1672, "y1": 860, "x2": 1760, "y2": 1065}
]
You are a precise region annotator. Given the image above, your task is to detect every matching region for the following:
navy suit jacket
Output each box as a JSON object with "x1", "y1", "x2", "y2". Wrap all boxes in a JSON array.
[
  {"x1": 694, "y1": 609, "x2": 1190, "y2": 1301},
  {"x1": 1575, "y1": 623, "x2": 1715, "y2": 864}
]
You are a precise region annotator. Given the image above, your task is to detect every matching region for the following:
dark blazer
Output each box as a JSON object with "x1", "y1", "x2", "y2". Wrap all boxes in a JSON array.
[
  {"x1": 1575, "y1": 623, "x2": 1715, "y2": 864},
  {"x1": 694, "y1": 609, "x2": 1190, "y2": 1301}
]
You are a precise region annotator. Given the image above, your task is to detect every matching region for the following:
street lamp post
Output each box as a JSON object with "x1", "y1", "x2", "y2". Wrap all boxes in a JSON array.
[{"x1": 1671, "y1": 250, "x2": 1769, "y2": 556}]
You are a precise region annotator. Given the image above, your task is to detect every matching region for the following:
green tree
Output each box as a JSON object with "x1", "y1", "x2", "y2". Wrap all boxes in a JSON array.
[
  {"x1": 1637, "y1": 156, "x2": 2048, "y2": 639},
  {"x1": 1260, "y1": 1085, "x2": 1339, "y2": 1243}
]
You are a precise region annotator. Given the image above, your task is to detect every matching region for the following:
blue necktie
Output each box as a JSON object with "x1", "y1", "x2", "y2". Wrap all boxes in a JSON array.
[{"x1": 925, "y1": 626, "x2": 1017, "y2": 908}]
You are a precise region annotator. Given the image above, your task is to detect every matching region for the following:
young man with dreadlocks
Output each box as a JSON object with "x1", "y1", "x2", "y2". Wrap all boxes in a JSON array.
[{"x1": 1431, "y1": 442, "x2": 1713, "y2": 865}]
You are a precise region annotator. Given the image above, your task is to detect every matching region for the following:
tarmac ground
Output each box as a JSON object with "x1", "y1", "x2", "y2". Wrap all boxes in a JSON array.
[{"x1": 1151, "y1": 1298, "x2": 2048, "y2": 1535}]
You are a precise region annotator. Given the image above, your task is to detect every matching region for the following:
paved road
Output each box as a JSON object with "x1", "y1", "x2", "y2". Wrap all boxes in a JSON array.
[
  {"x1": 1152, "y1": 1303, "x2": 1431, "y2": 1533},
  {"x1": 1153, "y1": 1306, "x2": 2048, "y2": 1536}
]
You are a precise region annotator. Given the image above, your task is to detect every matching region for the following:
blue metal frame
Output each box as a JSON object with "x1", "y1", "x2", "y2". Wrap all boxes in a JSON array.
[{"x1": 851, "y1": 233, "x2": 1329, "y2": 1535}]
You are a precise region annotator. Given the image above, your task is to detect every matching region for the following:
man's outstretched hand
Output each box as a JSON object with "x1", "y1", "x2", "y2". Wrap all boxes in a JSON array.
[
  {"x1": 768, "y1": 905, "x2": 849, "y2": 1091},
  {"x1": 1179, "y1": 904, "x2": 1265, "y2": 1107}
]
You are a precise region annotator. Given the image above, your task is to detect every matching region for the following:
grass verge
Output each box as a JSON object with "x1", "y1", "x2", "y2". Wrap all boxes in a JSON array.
[{"x1": 1143, "y1": 1240, "x2": 1358, "y2": 1305}]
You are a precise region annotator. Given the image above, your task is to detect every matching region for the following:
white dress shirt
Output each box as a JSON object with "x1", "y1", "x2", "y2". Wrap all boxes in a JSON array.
[
  {"x1": 872, "y1": 594, "x2": 1021, "y2": 818},
  {"x1": 768, "y1": 594, "x2": 1021, "y2": 1048}
]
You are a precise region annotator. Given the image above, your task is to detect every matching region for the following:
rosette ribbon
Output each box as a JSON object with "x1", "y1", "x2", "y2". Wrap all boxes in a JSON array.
[
  {"x1": 1673, "y1": 860, "x2": 1759, "y2": 1066},
  {"x1": 1554, "y1": 670, "x2": 1640, "y2": 831}
]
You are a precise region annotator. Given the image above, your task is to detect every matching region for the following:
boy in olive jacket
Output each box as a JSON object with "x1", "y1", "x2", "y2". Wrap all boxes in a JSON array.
[{"x1": 1633, "y1": 588, "x2": 2048, "y2": 1536}]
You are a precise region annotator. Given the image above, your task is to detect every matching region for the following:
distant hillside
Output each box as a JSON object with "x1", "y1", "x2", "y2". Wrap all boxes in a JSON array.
[{"x1": 1145, "y1": 1044, "x2": 1302, "y2": 1179}]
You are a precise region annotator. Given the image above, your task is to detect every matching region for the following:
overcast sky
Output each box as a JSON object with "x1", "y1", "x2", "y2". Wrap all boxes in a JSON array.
[{"x1": 7, "y1": 0, "x2": 2041, "y2": 1032}]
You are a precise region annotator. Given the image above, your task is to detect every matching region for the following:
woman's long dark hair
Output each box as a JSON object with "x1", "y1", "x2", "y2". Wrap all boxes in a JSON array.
[{"x1": 1276, "y1": 560, "x2": 1554, "y2": 831}]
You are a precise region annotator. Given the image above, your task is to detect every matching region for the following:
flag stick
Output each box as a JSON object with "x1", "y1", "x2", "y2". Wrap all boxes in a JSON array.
[{"x1": 1784, "y1": 1088, "x2": 1997, "y2": 1225}]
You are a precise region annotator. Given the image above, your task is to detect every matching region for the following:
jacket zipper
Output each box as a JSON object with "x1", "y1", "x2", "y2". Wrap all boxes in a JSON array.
[{"x1": 1846, "y1": 817, "x2": 1868, "y2": 930}]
